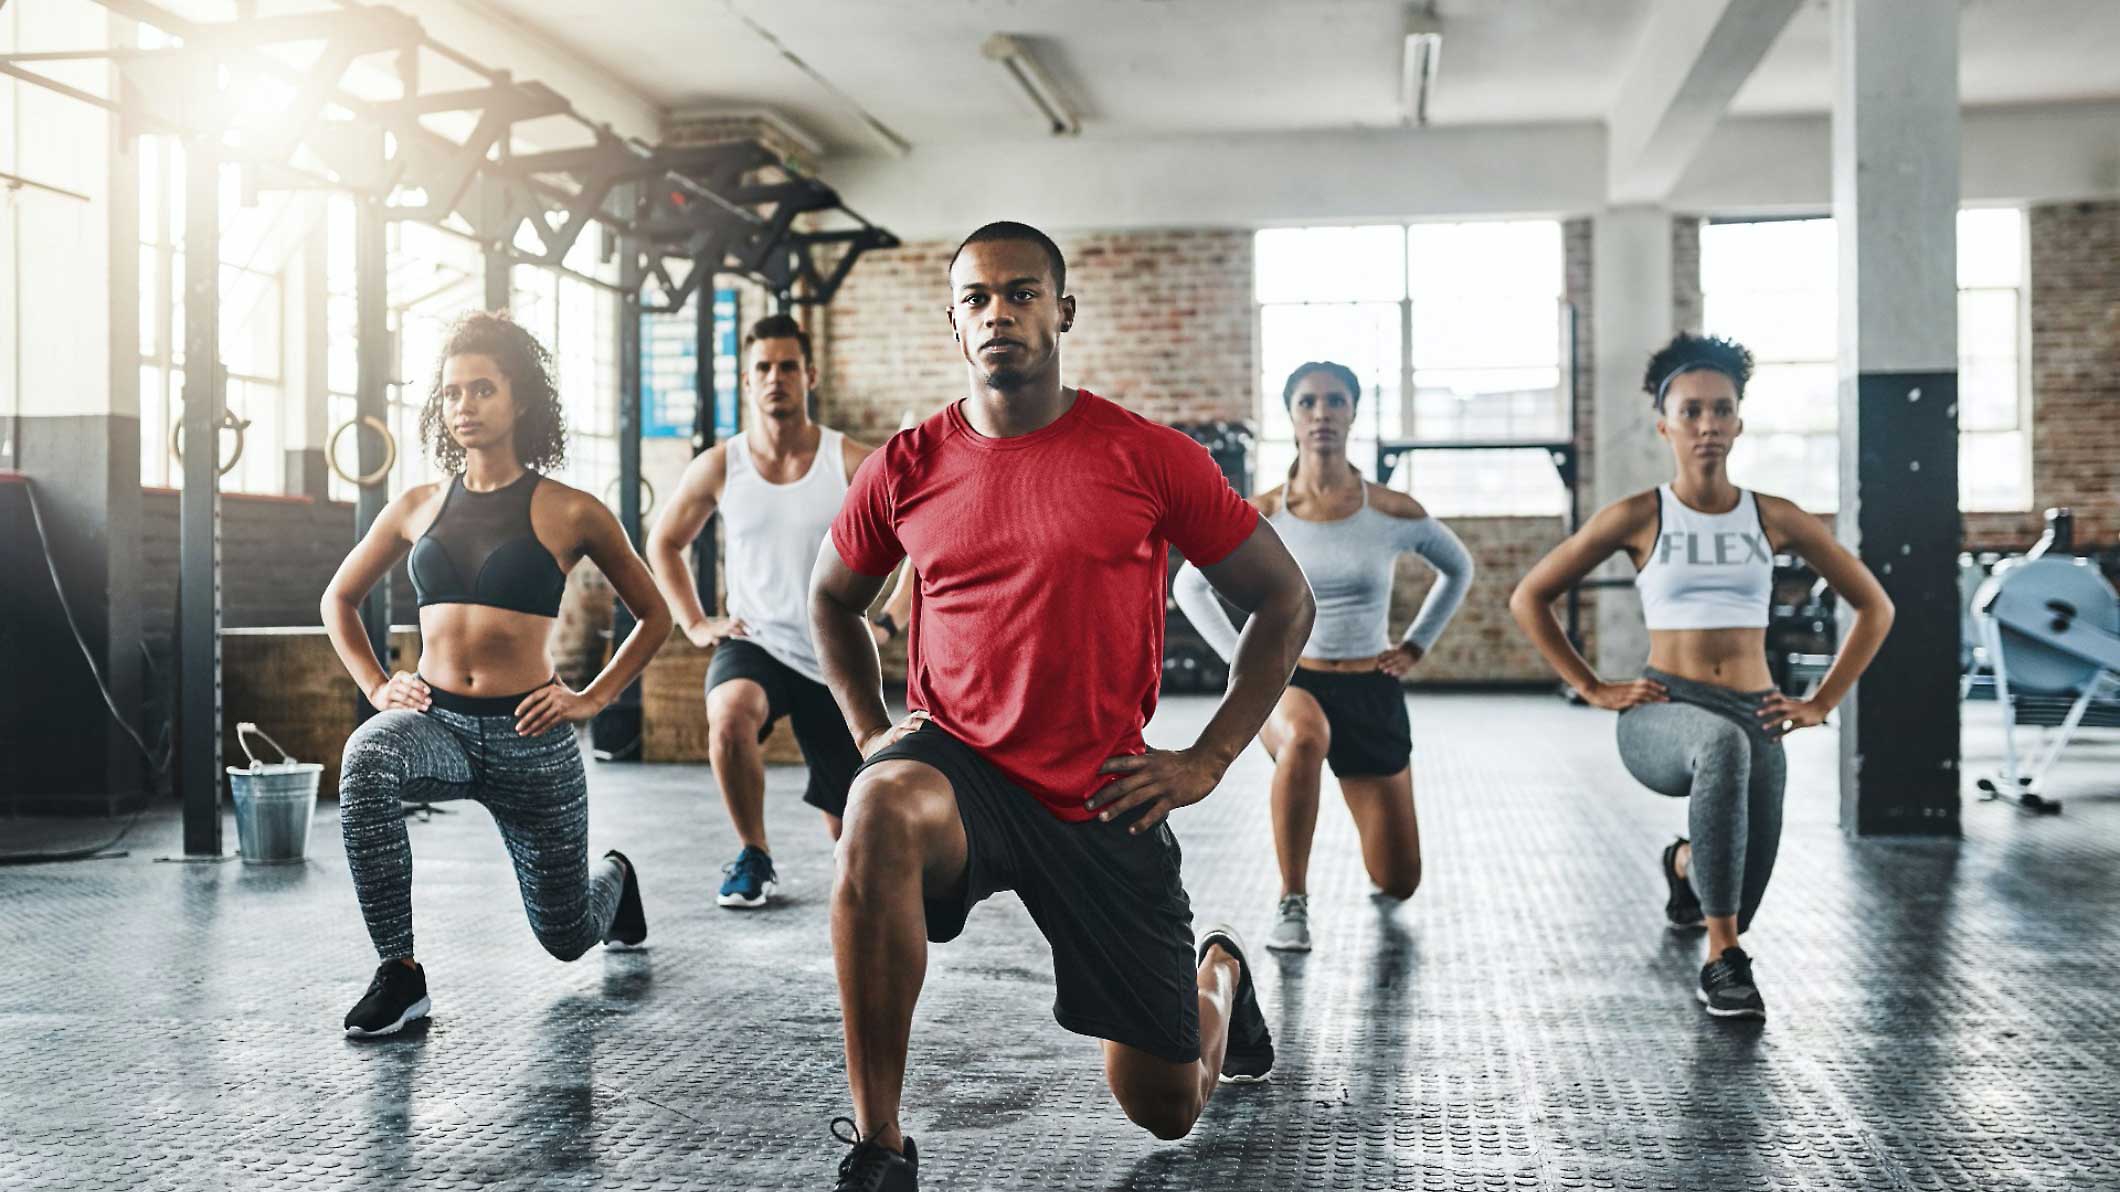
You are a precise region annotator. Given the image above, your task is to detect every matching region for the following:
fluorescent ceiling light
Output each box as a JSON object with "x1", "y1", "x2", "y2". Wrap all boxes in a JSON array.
[
  {"x1": 1401, "y1": 7, "x2": 1443, "y2": 127},
  {"x1": 982, "y1": 34, "x2": 1081, "y2": 137}
]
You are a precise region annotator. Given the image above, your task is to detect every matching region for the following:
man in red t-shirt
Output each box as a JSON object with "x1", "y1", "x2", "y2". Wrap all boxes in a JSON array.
[{"x1": 809, "y1": 221, "x2": 1317, "y2": 1190}]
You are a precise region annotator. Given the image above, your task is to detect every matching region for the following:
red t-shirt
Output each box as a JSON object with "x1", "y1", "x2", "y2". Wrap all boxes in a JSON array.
[{"x1": 831, "y1": 390, "x2": 1259, "y2": 821}]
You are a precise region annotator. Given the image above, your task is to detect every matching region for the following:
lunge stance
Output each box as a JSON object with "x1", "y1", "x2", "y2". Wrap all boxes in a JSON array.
[
  {"x1": 810, "y1": 222, "x2": 1316, "y2": 1189},
  {"x1": 1174, "y1": 360, "x2": 1472, "y2": 952},
  {"x1": 646, "y1": 313, "x2": 910, "y2": 908},
  {"x1": 1509, "y1": 332, "x2": 1892, "y2": 1019},
  {"x1": 321, "y1": 312, "x2": 670, "y2": 1037}
]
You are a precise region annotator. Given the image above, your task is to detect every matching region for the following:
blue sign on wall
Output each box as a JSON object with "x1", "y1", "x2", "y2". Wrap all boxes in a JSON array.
[
  {"x1": 638, "y1": 286, "x2": 742, "y2": 442},
  {"x1": 713, "y1": 288, "x2": 741, "y2": 443}
]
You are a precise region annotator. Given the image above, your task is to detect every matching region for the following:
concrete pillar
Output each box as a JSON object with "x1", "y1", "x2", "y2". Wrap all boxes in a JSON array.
[
  {"x1": 1590, "y1": 205, "x2": 1677, "y2": 677},
  {"x1": 1831, "y1": 0, "x2": 1961, "y2": 836}
]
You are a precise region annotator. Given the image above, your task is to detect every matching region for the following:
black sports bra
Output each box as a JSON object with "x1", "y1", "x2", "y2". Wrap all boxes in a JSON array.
[{"x1": 408, "y1": 471, "x2": 568, "y2": 618}]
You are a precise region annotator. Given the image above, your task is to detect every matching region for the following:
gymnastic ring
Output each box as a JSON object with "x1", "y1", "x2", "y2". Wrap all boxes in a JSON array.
[
  {"x1": 327, "y1": 415, "x2": 398, "y2": 488},
  {"x1": 604, "y1": 474, "x2": 656, "y2": 517},
  {"x1": 169, "y1": 410, "x2": 248, "y2": 478}
]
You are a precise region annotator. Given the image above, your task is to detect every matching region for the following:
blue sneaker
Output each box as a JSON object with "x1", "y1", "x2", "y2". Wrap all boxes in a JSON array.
[{"x1": 718, "y1": 845, "x2": 779, "y2": 909}]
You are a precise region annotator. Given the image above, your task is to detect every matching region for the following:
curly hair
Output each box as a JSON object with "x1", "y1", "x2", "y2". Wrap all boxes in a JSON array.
[
  {"x1": 419, "y1": 311, "x2": 567, "y2": 474},
  {"x1": 1643, "y1": 332, "x2": 1754, "y2": 411},
  {"x1": 1282, "y1": 360, "x2": 1361, "y2": 408}
]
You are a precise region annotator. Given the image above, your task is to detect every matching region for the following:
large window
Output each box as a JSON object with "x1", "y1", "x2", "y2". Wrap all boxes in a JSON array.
[
  {"x1": 1255, "y1": 221, "x2": 1569, "y2": 516},
  {"x1": 1700, "y1": 209, "x2": 2029, "y2": 512},
  {"x1": 139, "y1": 134, "x2": 294, "y2": 495}
]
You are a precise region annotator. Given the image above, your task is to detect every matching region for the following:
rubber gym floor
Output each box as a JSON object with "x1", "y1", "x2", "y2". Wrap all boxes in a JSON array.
[{"x1": 4, "y1": 692, "x2": 2116, "y2": 1191}]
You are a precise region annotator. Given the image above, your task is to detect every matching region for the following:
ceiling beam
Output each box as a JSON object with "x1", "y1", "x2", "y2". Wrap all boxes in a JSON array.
[{"x1": 1605, "y1": 0, "x2": 1802, "y2": 204}]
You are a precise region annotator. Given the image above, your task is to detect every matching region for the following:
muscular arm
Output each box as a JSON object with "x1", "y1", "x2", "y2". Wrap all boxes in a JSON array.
[
  {"x1": 320, "y1": 487, "x2": 424, "y2": 705},
  {"x1": 811, "y1": 543, "x2": 897, "y2": 752},
  {"x1": 643, "y1": 444, "x2": 727, "y2": 637},
  {"x1": 1761, "y1": 495, "x2": 1894, "y2": 712},
  {"x1": 1508, "y1": 493, "x2": 1660, "y2": 703},
  {"x1": 575, "y1": 496, "x2": 676, "y2": 708},
  {"x1": 1088, "y1": 521, "x2": 1316, "y2": 831},
  {"x1": 1190, "y1": 521, "x2": 1317, "y2": 766},
  {"x1": 845, "y1": 435, "x2": 917, "y2": 635}
]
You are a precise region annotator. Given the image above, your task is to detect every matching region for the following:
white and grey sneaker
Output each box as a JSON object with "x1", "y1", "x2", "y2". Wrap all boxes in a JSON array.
[{"x1": 1264, "y1": 894, "x2": 1311, "y2": 953}]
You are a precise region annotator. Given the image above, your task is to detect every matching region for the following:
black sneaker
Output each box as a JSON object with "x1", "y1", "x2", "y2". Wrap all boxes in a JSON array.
[
  {"x1": 1199, "y1": 924, "x2": 1274, "y2": 1083},
  {"x1": 1662, "y1": 837, "x2": 1704, "y2": 929},
  {"x1": 831, "y1": 1117, "x2": 918, "y2": 1191},
  {"x1": 344, "y1": 960, "x2": 430, "y2": 1038},
  {"x1": 1697, "y1": 946, "x2": 1767, "y2": 1020},
  {"x1": 602, "y1": 850, "x2": 647, "y2": 948}
]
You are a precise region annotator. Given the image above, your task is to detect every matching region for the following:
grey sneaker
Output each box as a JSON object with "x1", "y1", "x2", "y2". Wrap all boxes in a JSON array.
[
  {"x1": 1697, "y1": 946, "x2": 1768, "y2": 1020},
  {"x1": 1265, "y1": 894, "x2": 1311, "y2": 953}
]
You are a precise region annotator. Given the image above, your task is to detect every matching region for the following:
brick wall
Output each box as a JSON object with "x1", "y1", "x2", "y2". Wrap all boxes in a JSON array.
[
  {"x1": 2009, "y1": 201, "x2": 2120, "y2": 548},
  {"x1": 818, "y1": 229, "x2": 1257, "y2": 439},
  {"x1": 1389, "y1": 516, "x2": 1581, "y2": 684}
]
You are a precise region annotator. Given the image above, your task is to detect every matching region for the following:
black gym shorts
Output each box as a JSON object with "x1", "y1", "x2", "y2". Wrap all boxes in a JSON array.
[
  {"x1": 705, "y1": 638, "x2": 862, "y2": 817},
  {"x1": 858, "y1": 723, "x2": 1203, "y2": 1064},
  {"x1": 1287, "y1": 668, "x2": 1414, "y2": 778}
]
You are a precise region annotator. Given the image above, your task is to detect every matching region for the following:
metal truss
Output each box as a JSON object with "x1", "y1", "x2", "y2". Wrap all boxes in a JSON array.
[{"x1": 4, "y1": 0, "x2": 897, "y2": 306}]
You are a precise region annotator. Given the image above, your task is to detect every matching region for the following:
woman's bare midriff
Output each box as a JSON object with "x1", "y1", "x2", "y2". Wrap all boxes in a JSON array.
[
  {"x1": 1645, "y1": 627, "x2": 1775, "y2": 691},
  {"x1": 1296, "y1": 655, "x2": 1382, "y2": 673},
  {"x1": 415, "y1": 605, "x2": 560, "y2": 697}
]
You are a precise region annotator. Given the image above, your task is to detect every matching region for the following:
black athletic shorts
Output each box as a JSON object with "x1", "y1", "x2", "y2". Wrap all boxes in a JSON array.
[
  {"x1": 859, "y1": 723, "x2": 1202, "y2": 1064},
  {"x1": 705, "y1": 638, "x2": 861, "y2": 817},
  {"x1": 1287, "y1": 668, "x2": 1413, "y2": 778}
]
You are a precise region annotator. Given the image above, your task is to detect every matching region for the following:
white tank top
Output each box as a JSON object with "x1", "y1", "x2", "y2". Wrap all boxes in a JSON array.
[
  {"x1": 1635, "y1": 485, "x2": 1773, "y2": 630},
  {"x1": 721, "y1": 427, "x2": 848, "y2": 683}
]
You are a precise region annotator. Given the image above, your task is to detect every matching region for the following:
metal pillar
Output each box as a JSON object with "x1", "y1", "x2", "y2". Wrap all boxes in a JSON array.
[
  {"x1": 592, "y1": 189, "x2": 646, "y2": 759},
  {"x1": 354, "y1": 196, "x2": 392, "y2": 694},
  {"x1": 690, "y1": 284, "x2": 718, "y2": 615},
  {"x1": 178, "y1": 138, "x2": 223, "y2": 856},
  {"x1": 1831, "y1": 0, "x2": 1961, "y2": 836}
]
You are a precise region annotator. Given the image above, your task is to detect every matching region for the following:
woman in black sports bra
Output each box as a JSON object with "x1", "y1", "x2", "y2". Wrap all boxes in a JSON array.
[{"x1": 320, "y1": 311, "x2": 673, "y2": 1038}]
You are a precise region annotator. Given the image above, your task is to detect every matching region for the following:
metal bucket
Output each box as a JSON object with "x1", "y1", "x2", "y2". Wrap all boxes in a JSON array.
[{"x1": 226, "y1": 722, "x2": 321, "y2": 865}]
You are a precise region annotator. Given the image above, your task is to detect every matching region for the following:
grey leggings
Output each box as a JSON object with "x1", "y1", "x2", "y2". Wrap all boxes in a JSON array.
[
  {"x1": 340, "y1": 689, "x2": 622, "y2": 962},
  {"x1": 1615, "y1": 668, "x2": 1786, "y2": 932}
]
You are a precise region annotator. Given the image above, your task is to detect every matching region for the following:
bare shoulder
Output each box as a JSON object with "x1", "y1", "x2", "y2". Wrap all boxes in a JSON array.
[
  {"x1": 1251, "y1": 485, "x2": 1285, "y2": 517},
  {"x1": 531, "y1": 476, "x2": 613, "y2": 530},
  {"x1": 1750, "y1": 490, "x2": 1824, "y2": 542},
  {"x1": 1366, "y1": 483, "x2": 1428, "y2": 520},
  {"x1": 1586, "y1": 488, "x2": 1662, "y2": 537},
  {"x1": 839, "y1": 429, "x2": 877, "y2": 473}
]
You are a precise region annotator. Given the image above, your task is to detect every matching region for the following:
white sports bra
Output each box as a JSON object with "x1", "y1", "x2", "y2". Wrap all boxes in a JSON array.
[{"x1": 1635, "y1": 485, "x2": 1773, "y2": 631}]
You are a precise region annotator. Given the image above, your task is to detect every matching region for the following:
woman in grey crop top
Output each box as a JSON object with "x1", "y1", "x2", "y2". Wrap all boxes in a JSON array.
[
  {"x1": 1174, "y1": 361, "x2": 1473, "y2": 954},
  {"x1": 319, "y1": 312, "x2": 672, "y2": 1038},
  {"x1": 1508, "y1": 333, "x2": 1894, "y2": 1020}
]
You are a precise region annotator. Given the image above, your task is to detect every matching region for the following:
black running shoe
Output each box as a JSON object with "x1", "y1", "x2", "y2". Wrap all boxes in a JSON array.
[
  {"x1": 1662, "y1": 837, "x2": 1704, "y2": 929},
  {"x1": 602, "y1": 849, "x2": 647, "y2": 948},
  {"x1": 831, "y1": 1117, "x2": 918, "y2": 1191},
  {"x1": 344, "y1": 960, "x2": 430, "y2": 1038},
  {"x1": 1199, "y1": 924, "x2": 1274, "y2": 1083},
  {"x1": 1697, "y1": 946, "x2": 1767, "y2": 1020}
]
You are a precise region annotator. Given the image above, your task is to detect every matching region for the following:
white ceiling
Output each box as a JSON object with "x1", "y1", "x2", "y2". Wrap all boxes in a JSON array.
[{"x1": 473, "y1": 0, "x2": 2120, "y2": 153}]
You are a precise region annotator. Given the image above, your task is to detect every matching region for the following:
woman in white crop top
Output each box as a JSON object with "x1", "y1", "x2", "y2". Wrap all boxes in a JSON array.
[{"x1": 1509, "y1": 333, "x2": 1894, "y2": 1020}]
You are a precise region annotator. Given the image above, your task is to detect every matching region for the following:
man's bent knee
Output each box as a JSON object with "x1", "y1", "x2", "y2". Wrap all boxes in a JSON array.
[{"x1": 1120, "y1": 1088, "x2": 1203, "y2": 1141}]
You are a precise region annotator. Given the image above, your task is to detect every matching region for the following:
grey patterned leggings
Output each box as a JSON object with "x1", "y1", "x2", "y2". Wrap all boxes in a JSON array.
[
  {"x1": 1616, "y1": 668, "x2": 1787, "y2": 932},
  {"x1": 339, "y1": 691, "x2": 623, "y2": 962}
]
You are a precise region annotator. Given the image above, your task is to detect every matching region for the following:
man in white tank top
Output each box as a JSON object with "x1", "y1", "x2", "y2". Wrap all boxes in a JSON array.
[{"x1": 647, "y1": 315, "x2": 912, "y2": 909}]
